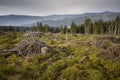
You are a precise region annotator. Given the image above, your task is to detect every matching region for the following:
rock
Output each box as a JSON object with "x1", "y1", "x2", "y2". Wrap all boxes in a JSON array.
[{"x1": 41, "y1": 47, "x2": 49, "y2": 55}]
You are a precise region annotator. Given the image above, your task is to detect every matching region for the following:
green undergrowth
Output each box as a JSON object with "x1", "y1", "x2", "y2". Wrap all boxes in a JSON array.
[
  {"x1": 0, "y1": 33, "x2": 120, "y2": 80},
  {"x1": 0, "y1": 32, "x2": 22, "y2": 50}
]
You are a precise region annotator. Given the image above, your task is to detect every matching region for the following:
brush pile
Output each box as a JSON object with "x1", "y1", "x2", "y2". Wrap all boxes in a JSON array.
[{"x1": 13, "y1": 32, "x2": 48, "y2": 56}]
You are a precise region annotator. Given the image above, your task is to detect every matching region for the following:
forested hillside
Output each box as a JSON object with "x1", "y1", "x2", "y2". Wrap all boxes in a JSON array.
[{"x1": 0, "y1": 11, "x2": 119, "y2": 27}]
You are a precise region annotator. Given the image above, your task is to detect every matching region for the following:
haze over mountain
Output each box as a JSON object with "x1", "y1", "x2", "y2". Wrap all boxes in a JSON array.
[{"x1": 0, "y1": 11, "x2": 120, "y2": 27}]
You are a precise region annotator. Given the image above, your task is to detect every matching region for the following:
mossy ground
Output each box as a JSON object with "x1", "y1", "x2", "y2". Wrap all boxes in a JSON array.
[{"x1": 0, "y1": 32, "x2": 120, "y2": 80}]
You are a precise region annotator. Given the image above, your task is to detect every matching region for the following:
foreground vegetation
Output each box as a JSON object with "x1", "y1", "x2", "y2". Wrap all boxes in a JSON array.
[
  {"x1": 0, "y1": 16, "x2": 120, "y2": 80},
  {"x1": 0, "y1": 31, "x2": 120, "y2": 80}
]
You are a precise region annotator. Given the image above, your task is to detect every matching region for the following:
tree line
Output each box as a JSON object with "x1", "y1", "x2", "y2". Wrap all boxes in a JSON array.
[
  {"x1": 84, "y1": 16, "x2": 120, "y2": 35},
  {"x1": 0, "y1": 26, "x2": 31, "y2": 32},
  {"x1": 0, "y1": 26, "x2": 19, "y2": 32},
  {"x1": 0, "y1": 16, "x2": 120, "y2": 35},
  {"x1": 31, "y1": 21, "x2": 84, "y2": 34},
  {"x1": 31, "y1": 16, "x2": 120, "y2": 35}
]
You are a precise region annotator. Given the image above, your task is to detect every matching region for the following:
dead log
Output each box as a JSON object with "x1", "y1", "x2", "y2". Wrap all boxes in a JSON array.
[{"x1": 0, "y1": 50, "x2": 18, "y2": 58}]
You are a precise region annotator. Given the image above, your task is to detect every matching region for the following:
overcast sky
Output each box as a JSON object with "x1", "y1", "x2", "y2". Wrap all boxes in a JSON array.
[{"x1": 0, "y1": 0, "x2": 120, "y2": 16}]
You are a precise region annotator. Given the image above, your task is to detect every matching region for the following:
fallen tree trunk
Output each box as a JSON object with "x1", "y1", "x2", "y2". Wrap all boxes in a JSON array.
[{"x1": 0, "y1": 50, "x2": 17, "y2": 58}]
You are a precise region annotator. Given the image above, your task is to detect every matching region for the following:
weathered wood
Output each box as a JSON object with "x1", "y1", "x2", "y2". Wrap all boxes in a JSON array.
[
  {"x1": 0, "y1": 50, "x2": 18, "y2": 58},
  {"x1": 0, "y1": 50, "x2": 17, "y2": 53},
  {"x1": 13, "y1": 35, "x2": 47, "y2": 56}
]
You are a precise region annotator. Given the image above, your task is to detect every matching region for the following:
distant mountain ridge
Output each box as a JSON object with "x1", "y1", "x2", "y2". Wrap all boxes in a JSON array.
[{"x1": 0, "y1": 11, "x2": 120, "y2": 27}]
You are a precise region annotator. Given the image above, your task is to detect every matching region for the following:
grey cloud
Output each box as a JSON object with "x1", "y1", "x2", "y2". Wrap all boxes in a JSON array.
[{"x1": 0, "y1": 0, "x2": 120, "y2": 16}]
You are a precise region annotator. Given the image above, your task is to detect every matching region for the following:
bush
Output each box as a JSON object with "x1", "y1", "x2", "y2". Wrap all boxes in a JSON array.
[
  {"x1": 40, "y1": 59, "x2": 73, "y2": 80},
  {"x1": 20, "y1": 67, "x2": 39, "y2": 80},
  {"x1": 0, "y1": 73, "x2": 8, "y2": 80},
  {"x1": 0, "y1": 54, "x2": 17, "y2": 76},
  {"x1": 102, "y1": 42, "x2": 112, "y2": 49},
  {"x1": 60, "y1": 66, "x2": 81, "y2": 80}
]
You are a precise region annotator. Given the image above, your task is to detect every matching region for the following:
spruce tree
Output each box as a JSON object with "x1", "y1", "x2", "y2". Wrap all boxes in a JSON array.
[
  {"x1": 70, "y1": 21, "x2": 77, "y2": 34},
  {"x1": 84, "y1": 17, "x2": 92, "y2": 34}
]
